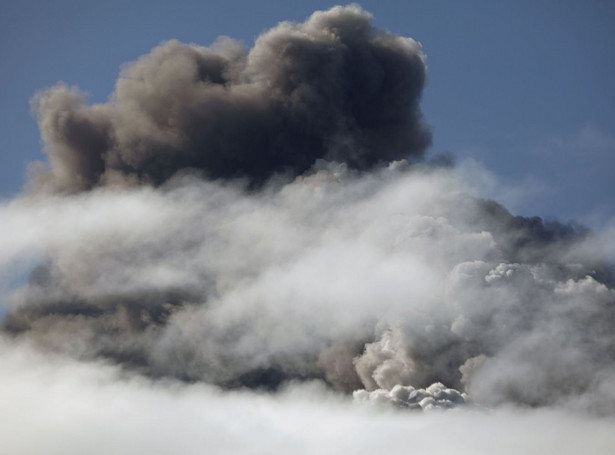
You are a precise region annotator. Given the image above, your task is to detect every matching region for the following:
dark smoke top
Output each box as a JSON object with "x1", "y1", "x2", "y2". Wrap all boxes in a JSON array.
[{"x1": 34, "y1": 5, "x2": 430, "y2": 191}]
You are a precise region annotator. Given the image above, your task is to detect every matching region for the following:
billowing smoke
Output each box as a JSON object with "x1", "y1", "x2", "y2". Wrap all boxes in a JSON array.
[
  {"x1": 32, "y1": 5, "x2": 429, "y2": 192},
  {"x1": 3, "y1": 161, "x2": 613, "y2": 413},
  {"x1": 1, "y1": 5, "x2": 615, "y2": 453}
]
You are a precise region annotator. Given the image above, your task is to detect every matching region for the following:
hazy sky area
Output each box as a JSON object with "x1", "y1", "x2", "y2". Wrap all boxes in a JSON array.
[
  {"x1": 1, "y1": 0, "x2": 614, "y2": 224},
  {"x1": 1, "y1": 2, "x2": 615, "y2": 454}
]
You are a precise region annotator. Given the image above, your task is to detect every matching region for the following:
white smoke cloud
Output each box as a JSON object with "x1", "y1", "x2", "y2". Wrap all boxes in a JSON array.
[
  {"x1": 2, "y1": 162, "x2": 613, "y2": 411},
  {"x1": 2, "y1": 337, "x2": 614, "y2": 455}
]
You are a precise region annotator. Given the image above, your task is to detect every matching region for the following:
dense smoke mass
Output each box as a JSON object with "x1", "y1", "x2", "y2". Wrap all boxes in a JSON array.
[
  {"x1": 32, "y1": 5, "x2": 429, "y2": 191},
  {"x1": 1, "y1": 4, "x2": 615, "y2": 454}
]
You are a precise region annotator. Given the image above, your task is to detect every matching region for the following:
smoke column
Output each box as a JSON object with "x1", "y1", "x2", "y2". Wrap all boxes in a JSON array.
[{"x1": 1, "y1": 5, "x2": 615, "y2": 454}]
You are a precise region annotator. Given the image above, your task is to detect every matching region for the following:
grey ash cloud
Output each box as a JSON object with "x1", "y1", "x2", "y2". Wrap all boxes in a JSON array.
[
  {"x1": 33, "y1": 5, "x2": 430, "y2": 191},
  {"x1": 1, "y1": 5, "x2": 615, "y2": 432}
]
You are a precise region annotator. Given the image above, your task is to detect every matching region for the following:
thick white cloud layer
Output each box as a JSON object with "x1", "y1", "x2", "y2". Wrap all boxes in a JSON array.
[{"x1": 2, "y1": 337, "x2": 614, "y2": 455}]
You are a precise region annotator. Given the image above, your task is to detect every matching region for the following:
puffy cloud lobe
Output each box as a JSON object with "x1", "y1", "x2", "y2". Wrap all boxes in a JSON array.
[
  {"x1": 32, "y1": 5, "x2": 430, "y2": 192},
  {"x1": 353, "y1": 382, "x2": 469, "y2": 410}
]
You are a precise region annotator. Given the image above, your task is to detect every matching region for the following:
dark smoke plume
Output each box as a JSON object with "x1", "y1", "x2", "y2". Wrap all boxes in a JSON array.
[{"x1": 33, "y1": 5, "x2": 430, "y2": 191}]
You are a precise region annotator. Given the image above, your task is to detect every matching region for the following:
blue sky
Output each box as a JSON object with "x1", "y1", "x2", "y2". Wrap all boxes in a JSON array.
[{"x1": 1, "y1": 0, "x2": 614, "y2": 224}]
